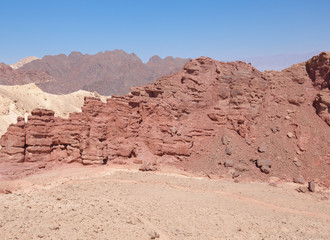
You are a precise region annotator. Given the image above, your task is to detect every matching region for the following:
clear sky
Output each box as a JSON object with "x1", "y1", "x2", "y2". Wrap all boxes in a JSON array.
[{"x1": 1, "y1": 0, "x2": 329, "y2": 64}]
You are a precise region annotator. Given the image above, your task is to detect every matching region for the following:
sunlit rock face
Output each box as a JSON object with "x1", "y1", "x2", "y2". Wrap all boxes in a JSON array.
[{"x1": 1, "y1": 54, "x2": 329, "y2": 187}]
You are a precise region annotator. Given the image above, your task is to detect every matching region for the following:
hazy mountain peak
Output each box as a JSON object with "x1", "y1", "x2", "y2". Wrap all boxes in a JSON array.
[
  {"x1": 148, "y1": 55, "x2": 162, "y2": 63},
  {"x1": 68, "y1": 51, "x2": 84, "y2": 58},
  {"x1": 10, "y1": 56, "x2": 40, "y2": 69}
]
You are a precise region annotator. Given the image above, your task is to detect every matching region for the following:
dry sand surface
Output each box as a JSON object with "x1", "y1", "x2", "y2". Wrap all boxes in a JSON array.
[
  {"x1": 0, "y1": 165, "x2": 329, "y2": 240},
  {"x1": 0, "y1": 83, "x2": 107, "y2": 136}
]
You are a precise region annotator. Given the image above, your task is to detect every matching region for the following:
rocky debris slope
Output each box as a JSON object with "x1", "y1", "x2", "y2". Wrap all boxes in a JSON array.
[
  {"x1": 19, "y1": 50, "x2": 188, "y2": 95},
  {"x1": 0, "y1": 53, "x2": 329, "y2": 187},
  {"x1": 0, "y1": 83, "x2": 106, "y2": 136}
]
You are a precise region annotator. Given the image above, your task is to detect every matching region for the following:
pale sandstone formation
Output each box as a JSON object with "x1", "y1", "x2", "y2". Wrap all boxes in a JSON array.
[{"x1": 0, "y1": 83, "x2": 106, "y2": 136}]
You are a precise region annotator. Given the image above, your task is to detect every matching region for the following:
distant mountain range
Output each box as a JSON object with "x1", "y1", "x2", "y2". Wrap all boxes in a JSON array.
[
  {"x1": 9, "y1": 50, "x2": 188, "y2": 95},
  {"x1": 10, "y1": 56, "x2": 40, "y2": 70},
  {"x1": 1, "y1": 50, "x2": 323, "y2": 95},
  {"x1": 0, "y1": 62, "x2": 55, "y2": 86}
]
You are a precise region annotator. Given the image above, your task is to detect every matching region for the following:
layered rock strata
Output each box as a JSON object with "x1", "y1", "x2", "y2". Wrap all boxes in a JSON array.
[
  {"x1": 0, "y1": 54, "x2": 329, "y2": 186},
  {"x1": 1, "y1": 57, "x2": 264, "y2": 164}
]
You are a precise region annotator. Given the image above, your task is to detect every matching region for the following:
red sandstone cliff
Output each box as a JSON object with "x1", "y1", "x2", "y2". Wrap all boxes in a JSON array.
[{"x1": 0, "y1": 53, "x2": 329, "y2": 186}]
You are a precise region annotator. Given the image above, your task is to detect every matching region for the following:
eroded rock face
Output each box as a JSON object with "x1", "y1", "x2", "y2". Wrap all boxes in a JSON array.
[
  {"x1": 0, "y1": 55, "x2": 329, "y2": 187},
  {"x1": 306, "y1": 52, "x2": 330, "y2": 90},
  {"x1": 306, "y1": 52, "x2": 330, "y2": 125},
  {"x1": 313, "y1": 91, "x2": 330, "y2": 125},
  {"x1": 0, "y1": 57, "x2": 266, "y2": 164}
]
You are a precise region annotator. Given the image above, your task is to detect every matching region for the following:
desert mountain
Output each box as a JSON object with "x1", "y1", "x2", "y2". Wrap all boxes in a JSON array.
[
  {"x1": 0, "y1": 63, "x2": 54, "y2": 86},
  {"x1": 17, "y1": 50, "x2": 188, "y2": 95},
  {"x1": 0, "y1": 52, "x2": 329, "y2": 187},
  {"x1": 0, "y1": 83, "x2": 106, "y2": 137},
  {"x1": 10, "y1": 56, "x2": 40, "y2": 69}
]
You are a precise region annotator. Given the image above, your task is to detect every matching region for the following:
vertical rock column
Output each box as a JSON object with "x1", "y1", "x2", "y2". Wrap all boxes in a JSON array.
[
  {"x1": 80, "y1": 97, "x2": 108, "y2": 165},
  {"x1": 24, "y1": 109, "x2": 55, "y2": 162},
  {"x1": 0, "y1": 117, "x2": 26, "y2": 163}
]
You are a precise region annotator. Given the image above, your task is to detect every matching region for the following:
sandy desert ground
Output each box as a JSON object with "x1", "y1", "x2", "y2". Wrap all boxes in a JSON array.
[{"x1": 0, "y1": 165, "x2": 329, "y2": 240}]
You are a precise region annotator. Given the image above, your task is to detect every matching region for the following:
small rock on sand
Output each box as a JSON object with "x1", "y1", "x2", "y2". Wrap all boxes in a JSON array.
[
  {"x1": 293, "y1": 177, "x2": 305, "y2": 184},
  {"x1": 308, "y1": 181, "x2": 315, "y2": 192},
  {"x1": 221, "y1": 135, "x2": 230, "y2": 145},
  {"x1": 149, "y1": 231, "x2": 160, "y2": 239},
  {"x1": 225, "y1": 146, "x2": 232, "y2": 155},
  {"x1": 258, "y1": 144, "x2": 267, "y2": 153},
  {"x1": 139, "y1": 162, "x2": 157, "y2": 171},
  {"x1": 296, "y1": 187, "x2": 308, "y2": 193},
  {"x1": 224, "y1": 159, "x2": 234, "y2": 168},
  {"x1": 256, "y1": 159, "x2": 272, "y2": 174},
  {"x1": 287, "y1": 132, "x2": 294, "y2": 138}
]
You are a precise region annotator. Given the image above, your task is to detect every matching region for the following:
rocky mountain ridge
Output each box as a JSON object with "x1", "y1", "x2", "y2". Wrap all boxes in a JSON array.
[
  {"x1": 18, "y1": 50, "x2": 188, "y2": 95},
  {"x1": 0, "y1": 63, "x2": 55, "y2": 86},
  {"x1": 10, "y1": 56, "x2": 40, "y2": 70}
]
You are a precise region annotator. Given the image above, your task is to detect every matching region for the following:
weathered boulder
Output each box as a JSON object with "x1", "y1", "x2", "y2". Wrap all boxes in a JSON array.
[
  {"x1": 258, "y1": 144, "x2": 267, "y2": 153},
  {"x1": 306, "y1": 52, "x2": 330, "y2": 125},
  {"x1": 256, "y1": 159, "x2": 272, "y2": 174},
  {"x1": 308, "y1": 181, "x2": 316, "y2": 192},
  {"x1": 313, "y1": 91, "x2": 330, "y2": 125},
  {"x1": 139, "y1": 162, "x2": 157, "y2": 171},
  {"x1": 293, "y1": 177, "x2": 305, "y2": 185},
  {"x1": 306, "y1": 52, "x2": 330, "y2": 90},
  {"x1": 224, "y1": 159, "x2": 234, "y2": 168}
]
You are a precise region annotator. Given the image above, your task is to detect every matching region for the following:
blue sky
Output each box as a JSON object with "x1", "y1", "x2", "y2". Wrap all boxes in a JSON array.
[{"x1": 1, "y1": 0, "x2": 329, "y2": 64}]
